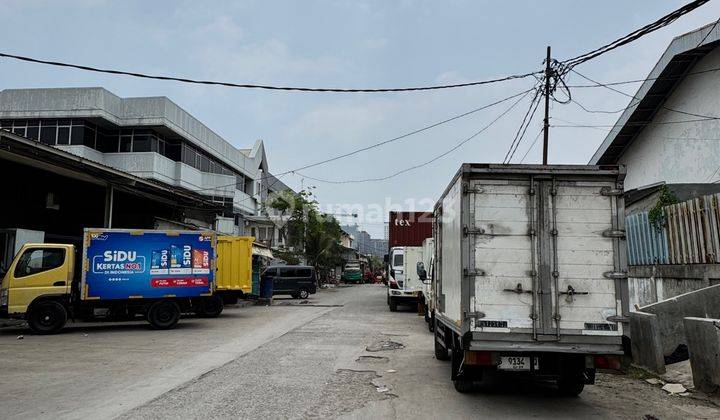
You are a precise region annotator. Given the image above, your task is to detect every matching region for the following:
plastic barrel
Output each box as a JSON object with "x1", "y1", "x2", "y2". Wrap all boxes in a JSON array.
[{"x1": 260, "y1": 277, "x2": 274, "y2": 299}]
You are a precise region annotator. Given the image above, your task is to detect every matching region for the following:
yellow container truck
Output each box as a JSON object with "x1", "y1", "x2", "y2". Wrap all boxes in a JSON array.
[{"x1": 215, "y1": 236, "x2": 254, "y2": 304}]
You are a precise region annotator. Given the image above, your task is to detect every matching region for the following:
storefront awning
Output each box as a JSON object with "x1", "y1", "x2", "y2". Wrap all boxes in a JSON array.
[{"x1": 252, "y1": 243, "x2": 274, "y2": 259}]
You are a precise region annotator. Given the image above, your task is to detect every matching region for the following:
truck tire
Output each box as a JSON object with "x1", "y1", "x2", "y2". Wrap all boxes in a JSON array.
[
  {"x1": 298, "y1": 288, "x2": 310, "y2": 299},
  {"x1": 428, "y1": 312, "x2": 435, "y2": 332},
  {"x1": 557, "y1": 373, "x2": 585, "y2": 397},
  {"x1": 197, "y1": 296, "x2": 224, "y2": 318},
  {"x1": 28, "y1": 300, "x2": 67, "y2": 334},
  {"x1": 434, "y1": 322, "x2": 450, "y2": 360},
  {"x1": 451, "y1": 343, "x2": 475, "y2": 393},
  {"x1": 388, "y1": 298, "x2": 398, "y2": 312},
  {"x1": 147, "y1": 300, "x2": 181, "y2": 329}
]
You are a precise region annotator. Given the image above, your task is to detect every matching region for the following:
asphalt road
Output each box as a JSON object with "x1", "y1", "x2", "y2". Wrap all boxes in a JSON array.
[{"x1": 1, "y1": 285, "x2": 718, "y2": 419}]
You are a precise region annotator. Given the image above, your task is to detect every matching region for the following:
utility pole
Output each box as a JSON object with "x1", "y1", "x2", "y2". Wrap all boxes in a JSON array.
[{"x1": 542, "y1": 46, "x2": 551, "y2": 165}]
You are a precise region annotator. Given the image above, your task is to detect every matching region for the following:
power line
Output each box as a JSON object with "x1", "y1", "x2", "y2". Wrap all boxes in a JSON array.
[
  {"x1": 561, "y1": 0, "x2": 710, "y2": 69},
  {"x1": 566, "y1": 65, "x2": 720, "y2": 88},
  {"x1": 0, "y1": 51, "x2": 539, "y2": 94},
  {"x1": 519, "y1": 128, "x2": 544, "y2": 163},
  {"x1": 570, "y1": 69, "x2": 720, "y2": 120},
  {"x1": 292, "y1": 89, "x2": 532, "y2": 184},
  {"x1": 697, "y1": 17, "x2": 720, "y2": 47},
  {"x1": 190, "y1": 87, "x2": 535, "y2": 193},
  {"x1": 503, "y1": 87, "x2": 543, "y2": 163},
  {"x1": 289, "y1": 88, "x2": 535, "y2": 173}
]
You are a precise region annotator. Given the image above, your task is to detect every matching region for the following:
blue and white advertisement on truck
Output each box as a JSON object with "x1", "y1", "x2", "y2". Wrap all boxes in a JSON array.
[{"x1": 82, "y1": 229, "x2": 216, "y2": 300}]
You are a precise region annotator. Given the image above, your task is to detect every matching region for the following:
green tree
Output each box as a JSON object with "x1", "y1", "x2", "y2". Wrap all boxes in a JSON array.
[{"x1": 268, "y1": 189, "x2": 344, "y2": 282}]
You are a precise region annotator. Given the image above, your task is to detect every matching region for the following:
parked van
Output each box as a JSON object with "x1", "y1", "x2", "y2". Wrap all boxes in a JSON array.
[{"x1": 261, "y1": 265, "x2": 317, "y2": 299}]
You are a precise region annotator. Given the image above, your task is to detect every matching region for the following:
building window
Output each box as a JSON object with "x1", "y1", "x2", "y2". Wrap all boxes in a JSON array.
[
  {"x1": 119, "y1": 135, "x2": 132, "y2": 152},
  {"x1": 39, "y1": 121, "x2": 56, "y2": 145},
  {"x1": 56, "y1": 126, "x2": 70, "y2": 145},
  {"x1": 97, "y1": 131, "x2": 118, "y2": 153}
]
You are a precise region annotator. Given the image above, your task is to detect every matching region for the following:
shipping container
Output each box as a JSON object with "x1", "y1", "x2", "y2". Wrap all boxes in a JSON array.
[
  {"x1": 388, "y1": 211, "x2": 433, "y2": 248},
  {"x1": 432, "y1": 164, "x2": 628, "y2": 395}
]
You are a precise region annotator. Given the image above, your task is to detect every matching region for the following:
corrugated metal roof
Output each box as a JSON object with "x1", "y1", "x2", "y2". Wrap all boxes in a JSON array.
[{"x1": 590, "y1": 22, "x2": 720, "y2": 164}]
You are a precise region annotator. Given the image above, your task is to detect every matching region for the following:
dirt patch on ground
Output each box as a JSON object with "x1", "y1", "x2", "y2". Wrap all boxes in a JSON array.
[
  {"x1": 356, "y1": 355, "x2": 389, "y2": 363},
  {"x1": 303, "y1": 369, "x2": 395, "y2": 418},
  {"x1": 365, "y1": 340, "x2": 405, "y2": 352}
]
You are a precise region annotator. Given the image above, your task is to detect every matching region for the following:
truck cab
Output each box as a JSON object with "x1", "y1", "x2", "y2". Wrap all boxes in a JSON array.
[
  {"x1": 387, "y1": 246, "x2": 423, "y2": 312},
  {"x1": 1, "y1": 243, "x2": 75, "y2": 331}
]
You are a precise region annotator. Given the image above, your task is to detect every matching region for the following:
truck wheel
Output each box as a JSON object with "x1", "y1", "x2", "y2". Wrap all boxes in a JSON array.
[
  {"x1": 298, "y1": 288, "x2": 310, "y2": 299},
  {"x1": 389, "y1": 298, "x2": 398, "y2": 312},
  {"x1": 424, "y1": 306, "x2": 430, "y2": 323},
  {"x1": 451, "y1": 344, "x2": 475, "y2": 393},
  {"x1": 28, "y1": 300, "x2": 67, "y2": 334},
  {"x1": 197, "y1": 296, "x2": 224, "y2": 318},
  {"x1": 428, "y1": 313, "x2": 435, "y2": 332},
  {"x1": 557, "y1": 374, "x2": 585, "y2": 397},
  {"x1": 147, "y1": 300, "x2": 181, "y2": 330}
]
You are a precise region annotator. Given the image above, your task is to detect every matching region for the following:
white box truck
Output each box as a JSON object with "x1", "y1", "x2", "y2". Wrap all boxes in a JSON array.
[
  {"x1": 420, "y1": 237, "x2": 435, "y2": 331},
  {"x1": 387, "y1": 246, "x2": 424, "y2": 312},
  {"x1": 432, "y1": 164, "x2": 628, "y2": 395}
]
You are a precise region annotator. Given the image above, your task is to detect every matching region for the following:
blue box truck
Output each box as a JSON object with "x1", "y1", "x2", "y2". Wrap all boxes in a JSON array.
[{"x1": 1, "y1": 228, "x2": 218, "y2": 334}]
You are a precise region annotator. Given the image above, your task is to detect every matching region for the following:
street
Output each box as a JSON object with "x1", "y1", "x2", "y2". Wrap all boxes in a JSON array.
[{"x1": 0, "y1": 285, "x2": 716, "y2": 419}]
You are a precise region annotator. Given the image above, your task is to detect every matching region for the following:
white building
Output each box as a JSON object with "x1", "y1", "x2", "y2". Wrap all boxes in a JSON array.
[
  {"x1": 0, "y1": 87, "x2": 272, "y2": 233},
  {"x1": 590, "y1": 22, "x2": 720, "y2": 193}
]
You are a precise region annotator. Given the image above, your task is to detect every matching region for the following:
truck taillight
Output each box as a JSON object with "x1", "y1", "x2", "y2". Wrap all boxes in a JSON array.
[
  {"x1": 593, "y1": 355, "x2": 621, "y2": 370},
  {"x1": 464, "y1": 351, "x2": 496, "y2": 366}
]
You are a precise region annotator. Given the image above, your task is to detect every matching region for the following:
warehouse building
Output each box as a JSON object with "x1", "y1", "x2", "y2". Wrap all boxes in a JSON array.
[{"x1": 0, "y1": 87, "x2": 270, "y2": 234}]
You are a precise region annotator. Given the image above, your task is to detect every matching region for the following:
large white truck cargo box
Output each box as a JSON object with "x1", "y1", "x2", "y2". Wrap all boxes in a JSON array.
[{"x1": 433, "y1": 164, "x2": 627, "y2": 394}]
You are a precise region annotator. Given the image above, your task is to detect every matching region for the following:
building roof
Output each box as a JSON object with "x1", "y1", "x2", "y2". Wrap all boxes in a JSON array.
[
  {"x1": 590, "y1": 22, "x2": 720, "y2": 164},
  {"x1": 0, "y1": 87, "x2": 268, "y2": 177}
]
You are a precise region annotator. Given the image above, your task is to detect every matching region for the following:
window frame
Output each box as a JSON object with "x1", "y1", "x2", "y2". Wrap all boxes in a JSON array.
[{"x1": 13, "y1": 248, "x2": 66, "y2": 278}]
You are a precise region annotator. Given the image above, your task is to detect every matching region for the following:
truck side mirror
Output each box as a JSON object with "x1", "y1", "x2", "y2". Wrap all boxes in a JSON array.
[
  {"x1": 383, "y1": 254, "x2": 389, "y2": 264},
  {"x1": 416, "y1": 262, "x2": 427, "y2": 281}
]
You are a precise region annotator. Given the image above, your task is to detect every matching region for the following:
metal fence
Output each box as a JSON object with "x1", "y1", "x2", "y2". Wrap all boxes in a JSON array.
[{"x1": 626, "y1": 193, "x2": 720, "y2": 265}]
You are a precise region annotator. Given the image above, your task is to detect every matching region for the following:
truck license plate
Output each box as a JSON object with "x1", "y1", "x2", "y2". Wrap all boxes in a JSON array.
[{"x1": 498, "y1": 356, "x2": 530, "y2": 371}]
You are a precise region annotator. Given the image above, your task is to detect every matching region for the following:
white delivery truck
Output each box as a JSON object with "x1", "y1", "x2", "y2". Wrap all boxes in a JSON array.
[
  {"x1": 432, "y1": 164, "x2": 628, "y2": 395},
  {"x1": 387, "y1": 246, "x2": 424, "y2": 312},
  {"x1": 419, "y1": 237, "x2": 435, "y2": 331}
]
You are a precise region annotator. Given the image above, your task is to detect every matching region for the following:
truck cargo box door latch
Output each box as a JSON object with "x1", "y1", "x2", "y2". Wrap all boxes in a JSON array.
[
  {"x1": 463, "y1": 268, "x2": 485, "y2": 277},
  {"x1": 603, "y1": 271, "x2": 628, "y2": 280},
  {"x1": 558, "y1": 285, "x2": 588, "y2": 303},
  {"x1": 602, "y1": 229, "x2": 626, "y2": 239},
  {"x1": 463, "y1": 226, "x2": 485, "y2": 236},
  {"x1": 503, "y1": 283, "x2": 532, "y2": 294},
  {"x1": 463, "y1": 310, "x2": 486, "y2": 320}
]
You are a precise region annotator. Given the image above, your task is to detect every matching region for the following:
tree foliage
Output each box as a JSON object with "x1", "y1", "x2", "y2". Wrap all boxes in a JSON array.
[
  {"x1": 648, "y1": 185, "x2": 678, "y2": 230},
  {"x1": 268, "y1": 189, "x2": 344, "y2": 277}
]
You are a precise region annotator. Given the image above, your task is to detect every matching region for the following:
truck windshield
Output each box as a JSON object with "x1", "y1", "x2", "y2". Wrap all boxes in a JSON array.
[{"x1": 392, "y1": 254, "x2": 403, "y2": 267}]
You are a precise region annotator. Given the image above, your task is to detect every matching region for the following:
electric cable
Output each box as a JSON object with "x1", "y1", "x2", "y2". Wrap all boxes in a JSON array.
[
  {"x1": 190, "y1": 87, "x2": 536, "y2": 192},
  {"x1": 0, "y1": 51, "x2": 540, "y2": 94},
  {"x1": 291, "y1": 89, "x2": 532, "y2": 184}
]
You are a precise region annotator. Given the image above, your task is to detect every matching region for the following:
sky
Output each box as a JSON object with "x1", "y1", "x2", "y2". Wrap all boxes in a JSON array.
[{"x1": 1, "y1": 0, "x2": 719, "y2": 238}]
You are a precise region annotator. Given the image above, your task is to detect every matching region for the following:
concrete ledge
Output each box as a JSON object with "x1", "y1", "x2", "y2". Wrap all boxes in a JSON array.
[
  {"x1": 684, "y1": 317, "x2": 720, "y2": 394},
  {"x1": 630, "y1": 311, "x2": 666, "y2": 374},
  {"x1": 638, "y1": 284, "x2": 720, "y2": 356}
]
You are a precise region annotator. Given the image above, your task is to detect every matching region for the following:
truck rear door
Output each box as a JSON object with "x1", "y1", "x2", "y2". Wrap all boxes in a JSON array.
[{"x1": 468, "y1": 177, "x2": 623, "y2": 338}]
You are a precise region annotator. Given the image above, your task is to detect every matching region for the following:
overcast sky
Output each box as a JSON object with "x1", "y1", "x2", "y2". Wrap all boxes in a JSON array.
[{"x1": 1, "y1": 0, "x2": 718, "y2": 237}]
